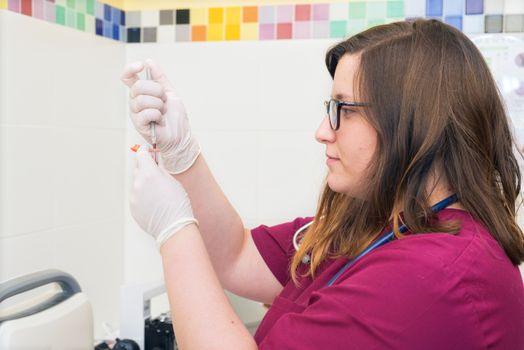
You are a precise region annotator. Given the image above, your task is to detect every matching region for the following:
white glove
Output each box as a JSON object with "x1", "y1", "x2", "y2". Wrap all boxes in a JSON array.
[
  {"x1": 130, "y1": 147, "x2": 198, "y2": 248},
  {"x1": 121, "y1": 59, "x2": 201, "y2": 174}
]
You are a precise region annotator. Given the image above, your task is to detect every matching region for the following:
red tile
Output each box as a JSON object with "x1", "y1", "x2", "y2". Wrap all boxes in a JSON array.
[
  {"x1": 295, "y1": 4, "x2": 310, "y2": 21},
  {"x1": 21, "y1": 0, "x2": 32, "y2": 16},
  {"x1": 277, "y1": 23, "x2": 292, "y2": 39}
]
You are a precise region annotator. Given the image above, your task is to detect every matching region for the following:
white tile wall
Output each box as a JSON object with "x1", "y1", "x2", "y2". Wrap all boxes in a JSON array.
[{"x1": 0, "y1": 11, "x2": 125, "y2": 341}]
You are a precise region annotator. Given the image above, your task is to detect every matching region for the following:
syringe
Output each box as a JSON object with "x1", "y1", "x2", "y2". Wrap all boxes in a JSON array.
[{"x1": 145, "y1": 67, "x2": 158, "y2": 164}]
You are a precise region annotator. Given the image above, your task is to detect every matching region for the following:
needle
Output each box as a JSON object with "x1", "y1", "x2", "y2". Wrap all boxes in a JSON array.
[{"x1": 145, "y1": 67, "x2": 158, "y2": 164}]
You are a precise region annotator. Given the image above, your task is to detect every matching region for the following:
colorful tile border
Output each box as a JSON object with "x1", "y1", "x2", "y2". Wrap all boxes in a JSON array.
[{"x1": 2, "y1": 0, "x2": 524, "y2": 43}]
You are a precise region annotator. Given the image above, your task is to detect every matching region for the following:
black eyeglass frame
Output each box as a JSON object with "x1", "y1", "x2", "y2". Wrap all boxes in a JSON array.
[{"x1": 324, "y1": 99, "x2": 370, "y2": 130}]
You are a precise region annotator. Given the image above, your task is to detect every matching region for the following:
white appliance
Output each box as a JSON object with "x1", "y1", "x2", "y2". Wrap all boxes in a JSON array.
[{"x1": 0, "y1": 269, "x2": 94, "y2": 350}]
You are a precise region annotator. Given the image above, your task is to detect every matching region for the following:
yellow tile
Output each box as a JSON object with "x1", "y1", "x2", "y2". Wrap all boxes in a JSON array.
[
  {"x1": 191, "y1": 8, "x2": 207, "y2": 25},
  {"x1": 209, "y1": 7, "x2": 223, "y2": 24},
  {"x1": 207, "y1": 23, "x2": 223, "y2": 41},
  {"x1": 225, "y1": 24, "x2": 240, "y2": 40},
  {"x1": 241, "y1": 23, "x2": 258, "y2": 40},
  {"x1": 225, "y1": 7, "x2": 241, "y2": 25},
  {"x1": 0, "y1": 0, "x2": 7, "y2": 10}
]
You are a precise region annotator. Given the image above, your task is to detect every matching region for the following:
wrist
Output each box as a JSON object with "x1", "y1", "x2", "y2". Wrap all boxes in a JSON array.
[
  {"x1": 156, "y1": 217, "x2": 199, "y2": 249},
  {"x1": 161, "y1": 135, "x2": 201, "y2": 174}
]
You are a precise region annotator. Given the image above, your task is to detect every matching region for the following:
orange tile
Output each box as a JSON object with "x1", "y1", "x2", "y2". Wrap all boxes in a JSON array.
[
  {"x1": 243, "y1": 6, "x2": 258, "y2": 23},
  {"x1": 192, "y1": 25, "x2": 206, "y2": 41},
  {"x1": 226, "y1": 24, "x2": 240, "y2": 40}
]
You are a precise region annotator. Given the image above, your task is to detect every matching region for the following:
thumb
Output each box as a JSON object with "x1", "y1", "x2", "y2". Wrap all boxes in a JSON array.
[
  {"x1": 121, "y1": 61, "x2": 144, "y2": 87},
  {"x1": 144, "y1": 58, "x2": 175, "y2": 94}
]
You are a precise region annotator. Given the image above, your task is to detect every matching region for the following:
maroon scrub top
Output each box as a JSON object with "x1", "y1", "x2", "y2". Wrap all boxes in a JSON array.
[{"x1": 251, "y1": 209, "x2": 524, "y2": 349}]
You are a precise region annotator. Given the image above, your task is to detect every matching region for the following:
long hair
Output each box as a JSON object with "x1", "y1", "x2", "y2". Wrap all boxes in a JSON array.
[{"x1": 291, "y1": 19, "x2": 524, "y2": 283}]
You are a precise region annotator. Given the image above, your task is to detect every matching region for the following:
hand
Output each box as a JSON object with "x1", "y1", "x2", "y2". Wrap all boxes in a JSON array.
[
  {"x1": 131, "y1": 147, "x2": 198, "y2": 248},
  {"x1": 121, "y1": 59, "x2": 201, "y2": 174}
]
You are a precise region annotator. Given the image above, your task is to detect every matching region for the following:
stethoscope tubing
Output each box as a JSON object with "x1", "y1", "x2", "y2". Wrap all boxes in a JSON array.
[{"x1": 325, "y1": 194, "x2": 458, "y2": 287}]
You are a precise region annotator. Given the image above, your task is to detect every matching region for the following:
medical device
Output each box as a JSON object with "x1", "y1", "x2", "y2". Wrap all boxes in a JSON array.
[
  {"x1": 120, "y1": 280, "x2": 175, "y2": 350},
  {"x1": 145, "y1": 67, "x2": 158, "y2": 165},
  {"x1": 0, "y1": 269, "x2": 94, "y2": 349},
  {"x1": 292, "y1": 195, "x2": 458, "y2": 287}
]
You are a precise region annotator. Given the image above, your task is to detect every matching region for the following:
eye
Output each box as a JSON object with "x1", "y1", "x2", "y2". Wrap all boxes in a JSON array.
[{"x1": 341, "y1": 107, "x2": 356, "y2": 117}]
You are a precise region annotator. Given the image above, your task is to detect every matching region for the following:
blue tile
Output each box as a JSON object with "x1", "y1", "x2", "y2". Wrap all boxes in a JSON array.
[
  {"x1": 112, "y1": 8, "x2": 121, "y2": 25},
  {"x1": 103, "y1": 19, "x2": 112, "y2": 37},
  {"x1": 445, "y1": 15, "x2": 463, "y2": 30},
  {"x1": 119, "y1": 25, "x2": 127, "y2": 42},
  {"x1": 104, "y1": 4, "x2": 111, "y2": 21},
  {"x1": 465, "y1": 0, "x2": 483, "y2": 15},
  {"x1": 112, "y1": 23, "x2": 119, "y2": 40},
  {"x1": 444, "y1": 0, "x2": 463, "y2": 16},
  {"x1": 427, "y1": 0, "x2": 443, "y2": 16},
  {"x1": 95, "y1": 18, "x2": 103, "y2": 36},
  {"x1": 120, "y1": 11, "x2": 125, "y2": 26}
]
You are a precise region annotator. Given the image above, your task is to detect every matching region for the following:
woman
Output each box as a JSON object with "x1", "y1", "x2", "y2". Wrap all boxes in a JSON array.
[{"x1": 121, "y1": 19, "x2": 524, "y2": 349}]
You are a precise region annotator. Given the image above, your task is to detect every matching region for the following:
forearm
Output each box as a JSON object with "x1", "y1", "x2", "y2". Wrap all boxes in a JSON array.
[
  {"x1": 173, "y1": 154, "x2": 245, "y2": 282},
  {"x1": 160, "y1": 224, "x2": 257, "y2": 350}
]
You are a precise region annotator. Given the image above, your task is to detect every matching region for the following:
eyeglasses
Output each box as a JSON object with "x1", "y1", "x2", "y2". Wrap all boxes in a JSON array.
[{"x1": 324, "y1": 99, "x2": 370, "y2": 130}]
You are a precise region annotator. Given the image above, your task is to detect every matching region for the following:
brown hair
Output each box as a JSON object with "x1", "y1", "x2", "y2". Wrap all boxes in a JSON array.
[{"x1": 291, "y1": 19, "x2": 524, "y2": 282}]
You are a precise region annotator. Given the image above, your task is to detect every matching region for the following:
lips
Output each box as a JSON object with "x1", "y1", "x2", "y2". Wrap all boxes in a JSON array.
[{"x1": 326, "y1": 154, "x2": 339, "y2": 160}]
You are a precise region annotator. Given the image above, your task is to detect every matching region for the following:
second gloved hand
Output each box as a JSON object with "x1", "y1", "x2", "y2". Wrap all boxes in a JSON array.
[
  {"x1": 131, "y1": 147, "x2": 198, "y2": 248},
  {"x1": 121, "y1": 59, "x2": 201, "y2": 174}
]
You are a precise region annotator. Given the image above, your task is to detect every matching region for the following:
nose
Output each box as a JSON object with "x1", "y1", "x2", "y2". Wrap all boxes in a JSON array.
[{"x1": 315, "y1": 115, "x2": 336, "y2": 144}]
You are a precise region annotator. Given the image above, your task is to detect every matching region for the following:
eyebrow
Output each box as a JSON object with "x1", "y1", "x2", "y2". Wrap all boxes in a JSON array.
[{"x1": 333, "y1": 93, "x2": 356, "y2": 101}]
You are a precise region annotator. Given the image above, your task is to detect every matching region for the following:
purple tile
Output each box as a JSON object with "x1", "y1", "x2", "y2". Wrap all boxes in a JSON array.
[
  {"x1": 293, "y1": 21, "x2": 310, "y2": 39},
  {"x1": 33, "y1": 0, "x2": 44, "y2": 19},
  {"x1": 312, "y1": 4, "x2": 329, "y2": 21},
  {"x1": 312, "y1": 20, "x2": 329, "y2": 38},
  {"x1": 8, "y1": 0, "x2": 20, "y2": 12},
  {"x1": 466, "y1": 0, "x2": 483, "y2": 15},
  {"x1": 277, "y1": 5, "x2": 293, "y2": 22},
  {"x1": 259, "y1": 23, "x2": 275, "y2": 39},
  {"x1": 259, "y1": 6, "x2": 275, "y2": 24}
]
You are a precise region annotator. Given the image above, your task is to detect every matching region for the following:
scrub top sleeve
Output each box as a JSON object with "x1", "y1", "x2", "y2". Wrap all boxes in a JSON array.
[{"x1": 251, "y1": 217, "x2": 314, "y2": 286}]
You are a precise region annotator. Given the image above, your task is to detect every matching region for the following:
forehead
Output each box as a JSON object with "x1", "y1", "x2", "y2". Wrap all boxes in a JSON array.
[{"x1": 332, "y1": 54, "x2": 360, "y2": 100}]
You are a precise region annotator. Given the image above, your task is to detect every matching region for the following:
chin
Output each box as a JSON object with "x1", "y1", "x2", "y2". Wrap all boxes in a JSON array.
[
  {"x1": 326, "y1": 174, "x2": 363, "y2": 198},
  {"x1": 326, "y1": 175, "x2": 350, "y2": 194}
]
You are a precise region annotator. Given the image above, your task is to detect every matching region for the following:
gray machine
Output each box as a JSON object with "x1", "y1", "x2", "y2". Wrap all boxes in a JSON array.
[{"x1": 0, "y1": 269, "x2": 94, "y2": 349}]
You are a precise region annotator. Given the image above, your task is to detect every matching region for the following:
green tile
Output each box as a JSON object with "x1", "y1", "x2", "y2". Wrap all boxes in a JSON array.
[
  {"x1": 56, "y1": 5, "x2": 66, "y2": 25},
  {"x1": 67, "y1": 0, "x2": 75, "y2": 9},
  {"x1": 76, "y1": 0, "x2": 86, "y2": 13},
  {"x1": 66, "y1": 8, "x2": 76, "y2": 27},
  {"x1": 77, "y1": 12, "x2": 85, "y2": 30},
  {"x1": 330, "y1": 20, "x2": 347, "y2": 37},
  {"x1": 349, "y1": 2, "x2": 366, "y2": 20},
  {"x1": 86, "y1": 0, "x2": 94, "y2": 15},
  {"x1": 367, "y1": 18, "x2": 386, "y2": 28},
  {"x1": 387, "y1": 1, "x2": 404, "y2": 18},
  {"x1": 367, "y1": 1, "x2": 387, "y2": 19},
  {"x1": 348, "y1": 19, "x2": 366, "y2": 34}
]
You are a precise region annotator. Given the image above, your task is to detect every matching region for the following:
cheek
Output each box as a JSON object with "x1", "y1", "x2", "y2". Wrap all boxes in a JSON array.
[{"x1": 340, "y1": 126, "x2": 377, "y2": 173}]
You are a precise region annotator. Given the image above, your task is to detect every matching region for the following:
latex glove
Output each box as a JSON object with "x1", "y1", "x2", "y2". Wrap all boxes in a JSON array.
[
  {"x1": 121, "y1": 59, "x2": 201, "y2": 174},
  {"x1": 130, "y1": 147, "x2": 198, "y2": 248}
]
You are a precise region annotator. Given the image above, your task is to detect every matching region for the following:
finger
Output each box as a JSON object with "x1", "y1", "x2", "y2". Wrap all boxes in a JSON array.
[
  {"x1": 130, "y1": 95, "x2": 164, "y2": 113},
  {"x1": 121, "y1": 61, "x2": 144, "y2": 87},
  {"x1": 144, "y1": 58, "x2": 175, "y2": 94},
  {"x1": 130, "y1": 80, "x2": 164, "y2": 99},
  {"x1": 134, "y1": 109, "x2": 164, "y2": 127}
]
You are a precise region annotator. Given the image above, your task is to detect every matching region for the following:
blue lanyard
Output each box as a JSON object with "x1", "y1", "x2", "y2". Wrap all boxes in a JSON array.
[{"x1": 325, "y1": 194, "x2": 458, "y2": 287}]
